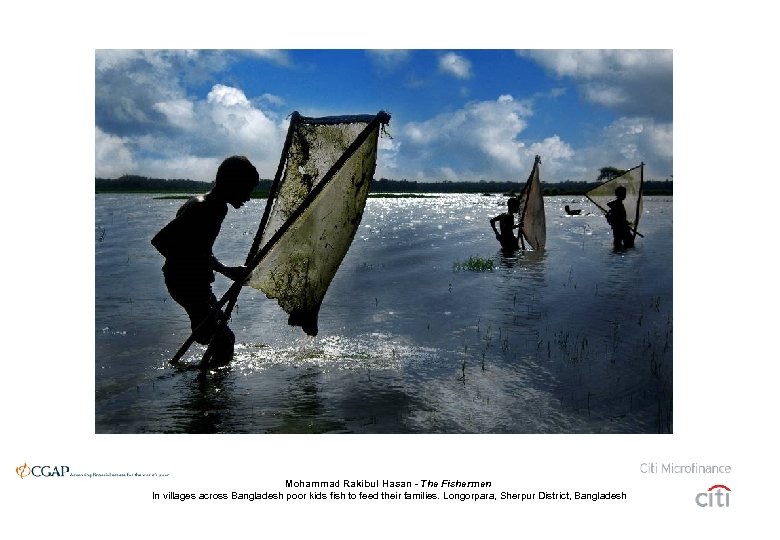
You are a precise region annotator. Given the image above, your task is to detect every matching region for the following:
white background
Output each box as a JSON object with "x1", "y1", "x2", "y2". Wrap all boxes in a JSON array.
[{"x1": 2, "y1": 2, "x2": 777, "y2": 537}]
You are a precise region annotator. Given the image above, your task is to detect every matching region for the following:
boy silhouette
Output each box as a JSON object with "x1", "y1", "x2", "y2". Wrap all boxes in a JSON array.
[
  {"x1": 606, "y1": 186, "x2": 635, "y2": 251},
  {"x1": 490, "y1": 196, "x2": 520, "y2": 252},
  {"x1": 152, "y1": 155, "x2": 260, "y2": 367}
]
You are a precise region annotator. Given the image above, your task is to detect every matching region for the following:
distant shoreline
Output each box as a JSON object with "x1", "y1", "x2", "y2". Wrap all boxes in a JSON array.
[
  {"x1": 145, "y1": 192, "x2": 441, "y2": 200},
  {"x1": 96, "y1": 176, "x2": 673, "y2": 197}
]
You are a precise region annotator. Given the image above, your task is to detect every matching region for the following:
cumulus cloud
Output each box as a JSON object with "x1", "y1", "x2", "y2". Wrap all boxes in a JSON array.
[
  {"x1": 518, "y1": 49, "x2": 672, "y2": 120},
  {"x1": 95, "y1": 50, "x2": 287, "y2": 181},
  {"x1": 153, "y1": 99, "x2": 196, "y2": 130},
  {"x1": 95, "y1": 127, "x2": 135, "y2": 178},
  {"x1": 95, "y1": 49, "x2": 672, "y2": 184},
  {"x1": 439, "y1": 52, "x2": 472, "y2": 79},
  {"x1": 398, "y1": 95, "x2": 573, "y2": 181},
  {"x1": 376, "y1": 134, "x2": 401, "y2": 177},
  {"x1": 603, "y1": 117, "x2": 673, "y2": 173},
  {"x1": 568, "y1": 117, "x2": 673, "y2": 179},
  {"x1": 205, "y1": 85, "x2": 281, "y2": 153}
]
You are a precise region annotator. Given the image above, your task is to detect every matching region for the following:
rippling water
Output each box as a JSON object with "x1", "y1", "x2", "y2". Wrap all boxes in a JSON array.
[{"x1": 95, "y1": 193, "x2": 672, "y2": 433}]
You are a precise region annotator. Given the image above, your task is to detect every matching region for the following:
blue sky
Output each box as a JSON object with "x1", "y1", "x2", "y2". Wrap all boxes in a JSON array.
[{"x1": 95, "y1": 49, "x2": 672, "y2": 184}]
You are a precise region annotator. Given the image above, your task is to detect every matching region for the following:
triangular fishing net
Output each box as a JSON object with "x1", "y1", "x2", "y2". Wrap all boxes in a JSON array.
[
  {"x1": 518, "y1": 155, "x2": 546, "y2": 250},
  {"x1": 586, "y1": 163, "x2": 644, "y2": 233},
  {"x1": 247, "y1": 112, "x2": 389, "y2": 336}
]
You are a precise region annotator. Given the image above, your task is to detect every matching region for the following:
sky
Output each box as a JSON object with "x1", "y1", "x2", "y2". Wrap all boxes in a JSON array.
[{"x1": 95, "y1": 49, "x2": 672, "y2": 184}]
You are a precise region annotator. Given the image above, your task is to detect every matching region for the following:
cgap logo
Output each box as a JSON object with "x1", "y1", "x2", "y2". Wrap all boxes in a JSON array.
[
  {"x1": 695, "y1": 484, "x2": 731, "y2": 508},
  {"x1": 15, "y1": 463, "x2": 70, "y2": 479},
  {"x1": 16, "y1": 463, "x2": 31, "y2": 479}
]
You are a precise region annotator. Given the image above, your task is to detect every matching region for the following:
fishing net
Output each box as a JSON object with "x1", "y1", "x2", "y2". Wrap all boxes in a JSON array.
[
  {"x1": 586, "y1": 164, "x2": 644, "y2": 232},
  {"x1": 248, "y1": 113, "x2": 388, "y2": 336},
  {"x1": 518, "y1": 156, "x2": 546, "y2": 250}
]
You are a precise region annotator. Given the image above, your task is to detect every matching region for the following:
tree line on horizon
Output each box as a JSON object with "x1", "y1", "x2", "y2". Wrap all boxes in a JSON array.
[{"x1": 95, "y1": 174, "x2": 673, "y2": 196}]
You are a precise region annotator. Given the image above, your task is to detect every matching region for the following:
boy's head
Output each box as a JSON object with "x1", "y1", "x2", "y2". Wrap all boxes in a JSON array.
[
  {"x1": 615, "y1": 186, "x2": 627, "y2": 200},
  {"x1": 215, "y1": 155, "x2": 260, "y2": 208},
  {"x1": 507, "y1": 197, "x2": 520, "y2": 213}
]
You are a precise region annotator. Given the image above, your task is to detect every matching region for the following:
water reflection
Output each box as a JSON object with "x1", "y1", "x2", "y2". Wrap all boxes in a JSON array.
[
  {"x1": 266, "y1": 370, "x2": 347, "y2": 434},
  {"x1": 174, "y1": 366, "x2": 235, "y2": 433}
]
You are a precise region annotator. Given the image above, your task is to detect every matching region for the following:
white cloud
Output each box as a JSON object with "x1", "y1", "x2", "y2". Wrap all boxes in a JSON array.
[
  {"x1": 376, "y1": 134, "x2": 401, "y2": 176},
  {"x1": 136, "y1": 155, "x2": 223, "y2": 182},
  {"x1": 569, "y1": 117, "x2": 673, "y2": 179},
  {"x1": 153, "y1": 99, "x2": 196, "y2": 130},
  {"x1": 367, "y1": 50, "x2": 410, "y2": 71},
  {"x1": 243, "y1": 49, "x2": 292, "y2": 67},
  {"x1": 581, "y1": 83, "x2": 627, "y2": 108},
  {"x1": 208, "y1": 84, "x2": 251, "y2": 108},
  {"x1": 529, "y1": 136, "x2": 575, "y2": 162},
  {"x1": 608, "y1": 117, "x2": 673, "y2": 174},
  {"x1": 205, "y1": 85, "x2": 282, "y2": 152},
  {"x1": 392, "y1": 93, "x2": 671, "y2": 181},
  {"x1": 518, "y1": 49, "x2": 672, "y2": 119},
  {"x1": 95, "y1": 48, "x2": 289, "y2": 181},
  {"x1": 438, "y1": 166, "x2": 459, "y2": 182},
  {"x1": 259, "y1": 93, "x2": 286, "y2": 107},
  {"x1": 522, "y1": 49, "x2": 670, "y2": 79},
  {"x1": 646, "y1": 123, "x2": 673, "y2": 161},
  {"x1": 95, "y1": 127, "x2": 135, "y2": 178},
  {"x1": 398, "y1": 95, "x2": 573, "y2": 180},
  {"x1": 95, "y1": 50, "x2": 144, "y2": 72},
  {"x1": 439, "y1": 52, "x2": 472, "y2": 79}
]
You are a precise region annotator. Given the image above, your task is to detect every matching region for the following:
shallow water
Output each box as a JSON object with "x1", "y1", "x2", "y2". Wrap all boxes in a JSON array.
[{"x1": 95, "y1": 193, "x2": 672, "y2": 433}]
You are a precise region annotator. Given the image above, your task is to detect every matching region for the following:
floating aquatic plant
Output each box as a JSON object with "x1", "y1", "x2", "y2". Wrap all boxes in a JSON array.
[{"x1": 453, "y1": 256, "x2": 494, "y2": 272}]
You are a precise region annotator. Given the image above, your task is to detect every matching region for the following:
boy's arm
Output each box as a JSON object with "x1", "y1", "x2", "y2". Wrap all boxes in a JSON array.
[
  {"x1": 489, "y1": 215, "x2": 500, "y2": 238},
  {"x1": 212, "y1": 256, "x2": 249, "y2": 284}
]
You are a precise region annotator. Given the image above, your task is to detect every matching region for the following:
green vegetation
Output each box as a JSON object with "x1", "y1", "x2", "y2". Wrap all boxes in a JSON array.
[
  {"x1": 453, "y1": 256, "x2": 494, "y2": 272},
  {"x1": 596, "y1": 166, "x2": 628, "y2": 182},
  {"x1": 95, "y1": 175, "x2": 217, "y2": 193}
]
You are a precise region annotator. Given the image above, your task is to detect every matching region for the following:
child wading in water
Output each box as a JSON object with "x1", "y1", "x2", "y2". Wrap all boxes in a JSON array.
[
  {"x1": 606, "y1": 186, "x2": 635, "y2": 251},
  {"x1": 490, "y1": 196, "x2": 521, "y2": 252},
  {"x1": 152, "y1": 155, "x2": 260, "y2": 368}
]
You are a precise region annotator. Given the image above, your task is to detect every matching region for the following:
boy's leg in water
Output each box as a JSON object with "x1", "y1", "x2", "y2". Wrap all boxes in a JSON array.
[
  {"x1": 623, "y1": 227, "x2": 635, "y2": 248},
  {"x1": 203, "y1": 323, "x2": 235, "y2": 367},
  {"x1": 165, "y1": 277, "x2": 235, "y2": 367},
  {"x1": 192, "y1": 293, "x2": 235, "y2": 368},
  {"x1": 616, "y1": 225, "x2": 633, "y2": 249},
  {"x1": 612, "y1": 228, "x2": 624, "y2": 251}
]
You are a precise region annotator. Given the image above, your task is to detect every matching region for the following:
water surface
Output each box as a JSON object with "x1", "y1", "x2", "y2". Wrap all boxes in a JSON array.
[{"x1": 95, "y1": 193, "x2": 672, "y2": 433}]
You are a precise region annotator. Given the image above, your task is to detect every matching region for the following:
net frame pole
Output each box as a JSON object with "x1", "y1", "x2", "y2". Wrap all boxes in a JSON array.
[{"x1": 632, "y1": 162, "x2": 644, "y2": 242}]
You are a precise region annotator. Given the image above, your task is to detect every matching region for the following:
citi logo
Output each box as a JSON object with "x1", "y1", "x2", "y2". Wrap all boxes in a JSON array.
[
  {"x1": 15, "y1": 463, "x2": 70, "y2": 479},
  {"x1": 695, "y1": 484, "x2": 731, "y2": 507}
]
